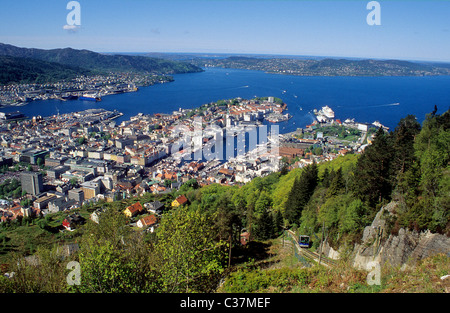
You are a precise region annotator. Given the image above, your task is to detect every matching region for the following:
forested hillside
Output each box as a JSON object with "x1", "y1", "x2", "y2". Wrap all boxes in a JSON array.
[
  {"x1": 0, "y1": 43, "x2": 203, "y2": 84},
  {"x1": 0, "y1": 55, "x2": 93, "y2": 84},
  {"x1": 0, "y1": 108, "x2": 448, "y2": 293}
]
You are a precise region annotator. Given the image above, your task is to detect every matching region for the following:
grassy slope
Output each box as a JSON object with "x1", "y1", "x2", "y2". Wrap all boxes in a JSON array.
[{"x1": 219, "y1": 236, "x2": 450, "y2": 293}]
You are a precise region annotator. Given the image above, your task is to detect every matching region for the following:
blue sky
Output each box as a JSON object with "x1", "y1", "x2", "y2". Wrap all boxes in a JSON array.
[{"x1": 0, "y1": 0, "x2": 449, "y2": 61}]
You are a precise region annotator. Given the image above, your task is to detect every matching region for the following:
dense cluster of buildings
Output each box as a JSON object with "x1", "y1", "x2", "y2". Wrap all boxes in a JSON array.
[
  {"x1": 0, "y1": 97, "x2": 286, "y2": 224},
  {"x1": 0, "y1": 72, "x2": 169, "y2": 107},
  {"x1": 0, "y1": 96, "x2": 377, "y2": 227}
]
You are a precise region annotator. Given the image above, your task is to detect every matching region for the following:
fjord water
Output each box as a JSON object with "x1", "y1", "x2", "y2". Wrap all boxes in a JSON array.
[{"x1": 2, "y1": 67, "x2": 450, "y2": 132}]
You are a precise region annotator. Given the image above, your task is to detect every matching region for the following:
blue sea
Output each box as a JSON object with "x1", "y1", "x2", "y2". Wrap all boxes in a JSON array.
[{"x1": 2, "y1": 67, "x2": 450, "y2": 133}]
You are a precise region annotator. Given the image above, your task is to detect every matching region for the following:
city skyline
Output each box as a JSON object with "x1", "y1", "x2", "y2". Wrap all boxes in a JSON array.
[{"x1": 0, "y1": 0, "x2": 449, "y2": 62}]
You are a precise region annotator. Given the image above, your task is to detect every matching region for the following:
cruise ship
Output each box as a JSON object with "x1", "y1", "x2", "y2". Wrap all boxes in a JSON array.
[
  {"x1": 315, "y1": 105, "x2": 335, "y2": 122},
  {"x1": 79, "y1": 93, "x2": 102, "y2": 102}
]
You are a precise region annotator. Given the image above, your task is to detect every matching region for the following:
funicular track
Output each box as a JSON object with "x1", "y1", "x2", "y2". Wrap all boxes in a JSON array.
[{"x1": 286, "y1": 230, "x2": 338, "y2": 268}]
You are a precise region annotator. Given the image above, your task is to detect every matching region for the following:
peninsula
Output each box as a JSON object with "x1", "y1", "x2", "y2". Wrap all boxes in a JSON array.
[
  {"x1": 190, "y1": 56, "x2": 450, "y2": 76},
  {"x1": 0, "y1": 43, "x2": 203, "y2": 106}
]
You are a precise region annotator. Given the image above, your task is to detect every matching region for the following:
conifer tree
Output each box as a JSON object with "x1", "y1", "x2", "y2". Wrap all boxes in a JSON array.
[
  {"x1": 255, "y1": 208, "x2": 275, "y2": 240},
  {"x1": 326, "y1": 167, "x2": 345, "y2": 198},
  {"x1": 353, "y1": 127, "x2": 394, "y2": 206},
  {"x1": 273, "y1": 209, "x2": 284, "y2": 236},
  {"x1": 391, "y1": 115, "x2": 421, "y2": 184},
  {"x1": 322, "y1": 168, "x2": 331, "y2": 188},
  {"x1": 284, "y1": 163, "x2": 318, "y2": 225}
]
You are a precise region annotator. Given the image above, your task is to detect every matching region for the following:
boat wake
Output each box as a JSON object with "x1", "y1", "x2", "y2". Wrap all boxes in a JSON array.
[
  {"x1": 369, "y1": 102, "x2": 400, "y2": 108},
  {"x1": 340, "y1": 103, "x2": 400, "y2": 109}
]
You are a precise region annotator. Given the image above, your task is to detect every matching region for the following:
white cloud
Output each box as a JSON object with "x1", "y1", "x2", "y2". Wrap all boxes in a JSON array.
[{"x1": 63, "y1": 25, "x2": 80, "y2": 32}]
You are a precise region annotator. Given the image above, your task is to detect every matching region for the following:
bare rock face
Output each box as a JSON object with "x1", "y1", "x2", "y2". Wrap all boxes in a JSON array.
[
  {"x1": 382, "y1": 229, "x2": 450, "y2": 268},
  {"x1": 352, "y1": 202, "x2": 450, "y2": 270},
  {"x1": 380, "y1": 228, "x2": 421, "y2": 267}
]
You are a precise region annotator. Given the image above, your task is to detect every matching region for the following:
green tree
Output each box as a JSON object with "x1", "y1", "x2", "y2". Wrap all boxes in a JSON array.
[
  {"x1": 391, "y1": 115, "x2": 421, "y2": 177},
  {"x1": 273, "y1": 209, "x2": 284, "y2": 236},
  {"x1": 325, "y1": 167, "x2": 345, "y2": 198},
  {"x1": 414, "y1": 110, "x2": 449, "y2": 198},
  {"x1": 255, "y1": 190, "x2": 272, "y2": 217},
  {"x1": 77, "y1": 136, "x2": 86, "y2": 145},
  {"x1": 318, "y1": 195, "x2": 342, "y2": 229},
  {"x1": 154, "y1": 206, "x2": 226, "y2": 292},
  {"x1": 284, "y1": 163, "x2": 318, "y2": 225},
  {"x1": 406, "y1": 109, "x2": 450, "y2": 232},
  {"x1": 313, "y1": 147, "x2": 323, "y2": 155},
  {"x1": 36, "y1": 157, "x2": 44, "y2": 168},
  {"x1": 179, "y1": 179, "x2": 199, "y2": 194},
  {"x1": 391, "y1": 115, "x2": 422, "y2": 207},
  {"x1": 322, "y1": 168, "x2": 331, "y2": 188},
  {"x1": 76, "y1": 208, "x2": 157, "y2": 292},
  {"x1": 215, "y1": 190, "x2": 242, "y2": 242},
  {"x1": 36, "y1": 218, "x2": 48, "y2": 230},
  {"x1": 353, "y1": 127, "x2": 394, "y2": 207},
  {"x1": 338, "y1": 198, "x2": 366, "y2": 234},
  {"x1": 254, "y1": 208, "x2": 275, "y2": 241}
]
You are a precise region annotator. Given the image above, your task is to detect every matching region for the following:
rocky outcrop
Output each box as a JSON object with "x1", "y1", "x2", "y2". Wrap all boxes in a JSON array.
[{"x1": 322, "y1": 202, "x2": 450, "y2": 270}]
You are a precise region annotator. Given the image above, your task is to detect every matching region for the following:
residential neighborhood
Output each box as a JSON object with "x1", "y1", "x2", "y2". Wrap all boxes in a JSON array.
[{"x1": 0, "y1": 72, "x2": 171, "y2": 107}]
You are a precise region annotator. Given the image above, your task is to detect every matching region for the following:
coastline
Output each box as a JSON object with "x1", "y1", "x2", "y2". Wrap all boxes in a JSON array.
[
  {"x1": 1, "y1": 67, "x2": 449, "y2": 133},
  {"x1": 0, "y1": 73, "x2": 176, "y2": 109}
]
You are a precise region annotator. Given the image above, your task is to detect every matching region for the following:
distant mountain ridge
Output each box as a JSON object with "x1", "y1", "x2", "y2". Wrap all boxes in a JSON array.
[
  {"x1": 0, "y1": 55, "x2": 92, "y2": 85},
  {"x1": 0, "y1": 43, "x2": 203, "y2": 84},
  {"x1": 192, "y1": 56, "x2": 450, "y2": 76}
]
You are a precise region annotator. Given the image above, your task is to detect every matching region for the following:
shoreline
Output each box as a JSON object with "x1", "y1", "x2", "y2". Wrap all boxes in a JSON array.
[{"x1": 0, "y1": 72, "x2": 176, "y2": 110}]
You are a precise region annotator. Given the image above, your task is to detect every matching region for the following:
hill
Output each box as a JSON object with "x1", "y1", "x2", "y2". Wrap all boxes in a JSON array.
[
  {"x1": 0, "y1": 43, "x2": 203, "y2": 77},
  {"x1": 192, "y1": 56, "x2": 450, "y2": 76},
  {"x1": 0, "y1": 55, "x2": 93, "y2": 85}
]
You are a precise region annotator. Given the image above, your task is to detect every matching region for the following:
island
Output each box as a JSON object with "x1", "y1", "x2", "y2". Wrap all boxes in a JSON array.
[{"x1": 190, "y1": 56, "x2": 450, "y2": 77}]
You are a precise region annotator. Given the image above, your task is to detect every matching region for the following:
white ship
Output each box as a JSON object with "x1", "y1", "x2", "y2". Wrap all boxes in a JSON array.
[
  {"x1": 316, "y1": 114, "x2": 327, "y2": 123},
  {"x1": 315, "y1": 105, "x2": 335, "y2": 122},
  {"x1": 372, "y1": 120, "x2": 389, "y2": 130},
  {"x1": 321, "y1": 105, "x2": 335, "y2": 119},
  {"x1": 372, "y1": 121, "x2": 383, "y2": 128}
]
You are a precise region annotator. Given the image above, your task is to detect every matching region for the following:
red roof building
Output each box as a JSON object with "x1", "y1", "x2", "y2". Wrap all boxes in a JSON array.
[
  {"x1": 137, "y1": 215, "x2": 158, "y2": 229},
  {"x1": 124, "y1": 202, "x2": 143, "y2": 217},
  {"x1": 172, "y1": 195, "x2": 188, "y2": 207}
]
